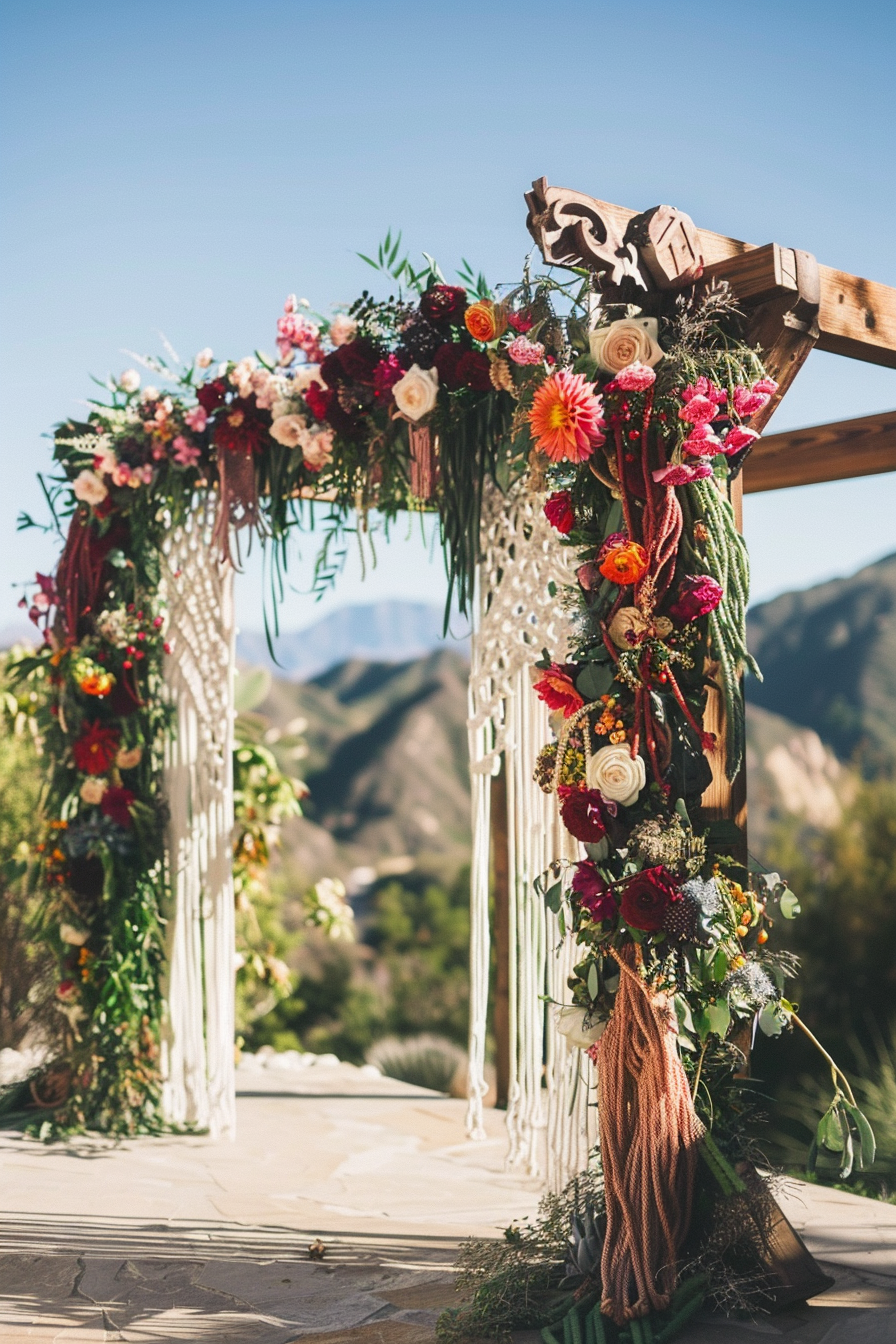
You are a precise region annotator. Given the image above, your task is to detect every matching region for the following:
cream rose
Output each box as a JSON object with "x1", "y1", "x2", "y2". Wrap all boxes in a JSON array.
[
  {"x1": 80, "y1": 777, "x2": 108, "y2": 805},
  {"x1": 554, "y1": 1005, "x2": 607, "y2": 1050},
  {"x1": 608, "y1": 607, "x2": 673, "y2": 650},
  {"x1": 392, "y1": 364, "x2": 439, "y2": 422},
  {"x1": 270, "y1": 414, "x2": 307, "y2": 448},
  {"x1": 590, "y1": 317, "x2": 664, "y2": 374},
  {"x1": 73, "y1": 470, "x2": 108, "y2": 507},
  {"x1": 302, "y1": 429, "x2": 334, "y2": 471},
  {"x1": 195, "y1": 347, "x2": 214, "y2": 369},
  {"x1": 118, "y1": 369, "x2": 141, "y2": 393},
  {"x1": 292, "y1": 363, "x2": 321, "y2": 392},
  {"x1": 587, "y1": 743, "x2": 646, "y2": 807},
  {"x1": 116, "y1": 745, "x2": 143, "y2": 770}
]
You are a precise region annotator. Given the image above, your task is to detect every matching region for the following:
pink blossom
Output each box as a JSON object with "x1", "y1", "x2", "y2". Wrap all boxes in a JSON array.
[
  {"x1": 302, "y1": 429, "x2": 334, "y2": 471},
  {"x1": 752, "y1": 376, "x2": 778, "y2": 396},
  {"x1": 682, "y1": 376, "x2": 726, "y2": 406},
  {"x1": 173, "y1": 436, "x2": 201, "y2": 466},
  {"x1": 679, "y1": 394, "x2": 716, "y2": 425},
  {"x1": 284, "y1": 294, "x2": 298, "y2": 314},
  {"x1": 506, "y1": 335, "x2": 545, "y2": 366},
  {"x1": 733, "y1": 386, "x2": 768, "y2": 418},
  {"x1": 615, "y1": 361, "x2": 656, "y2": 391},
  {"x1": 720, "y1": 425, "x2": 759, "y2": 455},
  {"x1": 682, "y1": 423, "x2": 722, "y2": 456},
  {"x1": 653, "y1": 461, "x2": 714, "y2": 486},
  {"x1": 111, "y1": 462, "x2": 133, "y2": 487},
  {"x1": 185, "y1": 404, "x2": 208, "y2": 432}
]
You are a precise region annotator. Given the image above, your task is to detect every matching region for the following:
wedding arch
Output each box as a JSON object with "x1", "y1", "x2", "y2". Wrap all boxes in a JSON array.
[{"x1": 16, "y1": 180, "x2": 896, "y2": 1332}]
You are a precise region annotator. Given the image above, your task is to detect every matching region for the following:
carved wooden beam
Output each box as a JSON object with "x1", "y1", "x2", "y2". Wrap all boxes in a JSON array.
[
  {"x1": 526, "y1": 181, "x2": 896, "y2": 368},
  {"x1": 744, "y1": 407, "x2": 896, "y2": 494}
]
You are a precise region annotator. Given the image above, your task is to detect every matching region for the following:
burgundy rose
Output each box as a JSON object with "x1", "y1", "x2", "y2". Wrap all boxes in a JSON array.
[
  {"x1": 571, "y1": 861, "x2": 616, "y2": 921},
  {"x1": 433, "y1": 342, "x2": 467, "y2": 390},
  {"x1": 320, "y1": 339, "x2": 378, "y2": 387},
  {"x1": 668, "y1": 574, "x2": 724, "y2": 624},
  {"x1": 544, "y1": 491, "x2": 575, "y2": 535},
  {"x1": 196, "y1": 378, "x2": 228, "y2": 413},
  {"x1": 420, "y1": 285, "x2": 467, "y2": 324},
  {"x1": 456, "y1": 349, "x2": 491, "y2": 391},
  {"x1": 558, "y1": 786, "x2": 608, "y2": 844},
  {"x1": 100, "y1": 785, "x2": 136, "y2": 829},
  {"x1": 619, "y1": 866, "x2": 681, "y2": 932}
]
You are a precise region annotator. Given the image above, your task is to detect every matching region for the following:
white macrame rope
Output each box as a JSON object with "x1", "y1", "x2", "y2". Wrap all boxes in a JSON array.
[
  {"x1": 159, "y1": 498, "x2": 236, "y2": 1140},
  {"x1": 466, "y1": 478, "x2": 598, "y2": 1186}
]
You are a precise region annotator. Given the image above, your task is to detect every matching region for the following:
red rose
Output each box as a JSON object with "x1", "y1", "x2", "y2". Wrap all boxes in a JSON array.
[
  {"x1": 668, "y1": 575, "x2": 723, "y2": 624},
  {"x1": 196, "y1": 378, "x2": 228, "y2": 412},
  {"x1": 100, "y1": 785, "x2": 136, "y2": 828},
  {"x1": 571, "y1": 861, "x2": 616, "y2": 921},
  {"x1": 321, "y1": 339, "x2": 378, "y2": 387},
  {"x1": 433, "y1": 343, "x2": 467, "y2": 390},
  {"x1": 304, "y1": 381, "x2": 332, "y2": 422},
  {"x1": 456, "y1": 349, "x2": 492, "y2": 391},
  {"x1": 558, "y1": 786, "x2": 608, "y2": 844},
  {"x1": 619, "y1": 866, "x2": 680, "y2": 932},
  {"x1": 73, "y1": 721, "x2": 120, "y2": 775},
  {"x1": 420, "y1": 285, "x2": 467, "y2": 324},
  {"x1": 544, "y1": 491, "x2": 575, "y2": 534}
]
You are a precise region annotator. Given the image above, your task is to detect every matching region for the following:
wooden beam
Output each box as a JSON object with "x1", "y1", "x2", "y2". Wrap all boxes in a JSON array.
[
  {"x1": 547, "y1": 191, "x2": 896, "y2": 368},
  {"x1": 744, "y1": 407, "x2": 896, "y2": 494}
]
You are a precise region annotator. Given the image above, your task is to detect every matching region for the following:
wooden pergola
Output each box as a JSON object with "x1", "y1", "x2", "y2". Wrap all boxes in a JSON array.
[{"x1": 489, "y1": 182, "x2": 896, "y2": 1108}]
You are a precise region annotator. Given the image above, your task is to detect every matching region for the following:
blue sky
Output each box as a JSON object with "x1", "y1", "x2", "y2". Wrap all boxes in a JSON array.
[{"x1": 2, "y1": 0, "x2": 894, "y2": 640}]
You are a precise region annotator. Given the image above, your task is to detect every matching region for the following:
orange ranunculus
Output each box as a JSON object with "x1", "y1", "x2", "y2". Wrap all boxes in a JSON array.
[
  {"x1": 598, "y1": 542, "x2": 649, "y2": 586},
  {"x1": 464, "y1": 300, "x2": 507, "y2": 344}
]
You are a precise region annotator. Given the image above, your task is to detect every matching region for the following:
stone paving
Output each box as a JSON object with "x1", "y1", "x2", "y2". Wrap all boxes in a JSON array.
[{"x1": 0, "y1": 1054, "x2": 893, "y2": 1342}]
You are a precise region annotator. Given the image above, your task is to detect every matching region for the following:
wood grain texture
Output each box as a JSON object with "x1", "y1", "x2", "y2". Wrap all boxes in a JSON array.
[{"x1": 744, "y1": 408, "x2": 896, "y2": 493}]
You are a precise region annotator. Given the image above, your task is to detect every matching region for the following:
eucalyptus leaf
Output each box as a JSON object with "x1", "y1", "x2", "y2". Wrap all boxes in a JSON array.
[
  {"x1": 587, "y1": 963, "x2": 599, "y2": 999},
  {"x1": 576, "y1": 661, "x2": 614, "y2": 701},
  {"x1": 820, "y1": 1107, "x2": 844, "y2": 1152},
  {"x1": 706, "y1": 1002, "x2": 731, "y2": 1038},
  {"x1": 846, "y1": 1102, "x2": 877, "y2": 1169},
  {"x1": 780, "y1": 890, "x2": 801, "y2": 919}
]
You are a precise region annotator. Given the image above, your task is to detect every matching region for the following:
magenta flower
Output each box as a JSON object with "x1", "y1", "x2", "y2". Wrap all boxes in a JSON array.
[
  {"x1": 668, "y1": 574, "x2": 724, "y2": 623},
  {"x1": 682, "y1": 422, "x2": 722, "y2": 456},
  {"x1": 615, "y1": 361, "x2": 656, "y2": 392},
  {"x1": 679, "y1": 394, "x2": 717, "y2": 426},
  {"x1": 185, "y1": 405, "x2": 208, "y2": 433},
  {"x1": 571, "y1": 861, "x2": 617, "y2": 921},
  {"x1": 653, "y1": 461, "x2": 714, "y2": 486},
  {"x1": 752, "y1": 376, "x2": 779, "y2": 396},
  {"x1": 172, "y1": 436, "x2": 201, "y2": 467},
  {"x1": 721, "y1": 425, "x2": 759, "y2": 455},
  {"x1": 373, "y1": 355, "x2": 405, "y2": 401}
]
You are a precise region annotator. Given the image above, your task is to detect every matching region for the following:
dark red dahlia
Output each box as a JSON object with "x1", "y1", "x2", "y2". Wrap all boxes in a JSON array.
[
  {"x1": 456, "y1": 349, "x2": 491, "y2": 391},
  {"x1": 212, "y1": 399, "x2": 268, "y2": 454},
  {"x1": 73, "y1": 721, "x2": 120, "y2": 775},
  {"x1": 558, "y1": 786, "x2": 607, "y2": 844}
]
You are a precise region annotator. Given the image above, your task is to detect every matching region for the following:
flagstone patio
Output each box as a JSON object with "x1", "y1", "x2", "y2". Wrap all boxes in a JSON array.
[{"x1": 0, "y1": 1055, "x2": 894, "y2": 1342}]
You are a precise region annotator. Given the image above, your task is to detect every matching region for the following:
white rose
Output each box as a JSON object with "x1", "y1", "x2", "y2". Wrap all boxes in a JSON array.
[
  {"x1": 72, "y1": 470, "x2": 108, "y2": 506},
  {"x1": 587, "y1": 743, "x2": 646, "y2": 807},
  {"x1": 292, "y1": 364, "x2": 321, "y2": 392},
  {"x1": 119, "y1": 369, "x2": 141, "y2": 393},
  {"x1": 329, "y1": 315, "x2": 357, "y2": 347},
  {"x1": 195, "y1": 347, "x2": 214, "y2": 369},
  {"x1": 270, "y1": 414, "x2": 308, "y2": 449},
  {"x1": 590, "y1": 317, "x2": 664, "y2": 374},
  {"x1": 79, "y1": 777, "x2": 108, "y2": 805},
  {"x1": 60, "y1": 924, "x2": 89, "y2": 946},
  {"x1": 554, "y1": 1005, "x2": 607, "y2": 1050},
  {"x1": 392, "y1": 364, "x2": 439, "y2": 422}
]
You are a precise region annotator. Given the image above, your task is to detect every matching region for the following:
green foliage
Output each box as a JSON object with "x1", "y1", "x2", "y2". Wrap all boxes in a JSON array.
[{"x1": 367, "y1": 1034, "x2": 466, "y2": 1093}]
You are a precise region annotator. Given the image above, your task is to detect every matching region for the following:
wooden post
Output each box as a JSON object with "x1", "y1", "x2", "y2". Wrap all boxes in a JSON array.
[{"x1": 490, "y1": 761, "x2": 511, "y2": 1109}]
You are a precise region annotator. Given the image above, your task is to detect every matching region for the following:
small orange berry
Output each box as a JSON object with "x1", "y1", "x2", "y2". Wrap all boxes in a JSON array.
[{"x1": 757, "y1": 929, "x2": 769, "y2": 945}]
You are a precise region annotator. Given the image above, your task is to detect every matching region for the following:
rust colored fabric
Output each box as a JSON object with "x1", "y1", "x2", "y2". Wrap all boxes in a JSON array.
[{"x1": 596, "y1": 944, "x2": 704, "y2": 1324}]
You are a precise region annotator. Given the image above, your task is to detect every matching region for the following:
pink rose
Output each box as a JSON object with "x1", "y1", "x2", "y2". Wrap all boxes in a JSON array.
[
  {"x1": 752, "y1": 377, "x2": 778, "y2": 396},
  {"x1": 185, "y1": 405, "x2": 208, "y2": 432},
  {"x1": 72, "y1": 470, "x2": 108, "y2": 506},
  {"x1": 720, "y1": 425, "x2": 759, "y2": 455},
  {"x1": 302, "y1": 429, "x2": 334, "y2": 471},
  {"x1": 653, "y1": 461, "x2": 714, "y2": 486},
  {"x1": 615, "y1": 361, "x2": 656, "y2": 392},
  {"x1": 668, "y1": 574, "x2": 724, "y2": 623},
  {"x1": 506, "y1": 335, "x2": 545, "y2": 366}
]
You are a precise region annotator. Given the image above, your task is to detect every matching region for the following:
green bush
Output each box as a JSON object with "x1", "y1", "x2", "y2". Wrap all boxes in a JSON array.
[{"x1": 367, "y1": 1034, "x2": 466, "y2": 1093}]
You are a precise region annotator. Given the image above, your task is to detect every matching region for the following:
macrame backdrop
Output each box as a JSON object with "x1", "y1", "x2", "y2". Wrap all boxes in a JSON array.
[
  {"x1": 159, "y1": 500, "x2": 237, "y2": 1139},
  {"x1": 467, "y1": 479, "x2": 599, "y2": 1188}
]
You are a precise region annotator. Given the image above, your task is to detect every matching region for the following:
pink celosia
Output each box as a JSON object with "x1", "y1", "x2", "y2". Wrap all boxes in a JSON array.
[
  {"x1": 682, "y1": 423, "x2": 722, "y2": 456},
  {"x1": 653, "y1": 461, "x2": 714, "y2": 486},
  {"x1": 615, "y1": 361, "x2": 656, "y2": 392},
  {"x1": 185, "y1": 404, "x2": 208, "y2": 432},
  {"x1": 507, "y1": 335, "x2": 545, "y2": 366},
  {"x1": 720, "y1": 425, "x2": 759, "y2": 455},
  {"x1": 172, "y1": 435, "x2": 201, "y2": 466}
]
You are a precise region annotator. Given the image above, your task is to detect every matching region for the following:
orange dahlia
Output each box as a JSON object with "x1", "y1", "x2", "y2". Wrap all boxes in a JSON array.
[{"x1": 527, "y1": 371, "x2": 605, "y2": 463}]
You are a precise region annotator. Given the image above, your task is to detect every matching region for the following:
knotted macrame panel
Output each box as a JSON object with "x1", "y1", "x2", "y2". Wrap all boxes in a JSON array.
[
  {"x1": 467, "y1": 479, "x2": 598, "y2": 1186},
  {"x1": 159, "y1": 500, "x2": 236, "y2": 1139}
]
